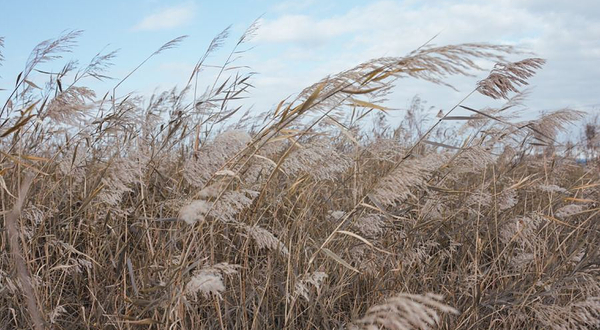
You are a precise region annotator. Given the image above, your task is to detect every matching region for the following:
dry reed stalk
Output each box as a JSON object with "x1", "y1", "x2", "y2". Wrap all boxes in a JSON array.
[
  {"x1": 4, "y1": 175, "x2": 44, "y2": 330},
  {"x1": 0, "y1": 25, "x2": 598, "y2": 330}
]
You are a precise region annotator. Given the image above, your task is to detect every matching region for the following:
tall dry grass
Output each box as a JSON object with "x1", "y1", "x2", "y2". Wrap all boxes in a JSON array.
[{"x1": 0, "y1": 26, "x2": 598, "y2": 330}]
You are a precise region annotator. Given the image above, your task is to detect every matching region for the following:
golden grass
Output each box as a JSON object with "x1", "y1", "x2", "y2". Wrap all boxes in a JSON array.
[{"x1": 0, "y1": 27, "x2": 598, "y2": 329}]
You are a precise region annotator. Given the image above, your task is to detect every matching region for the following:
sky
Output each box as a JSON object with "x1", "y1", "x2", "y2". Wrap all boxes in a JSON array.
[{"x1": 1, "y1": 0, "x2": 599, "y2": 126}]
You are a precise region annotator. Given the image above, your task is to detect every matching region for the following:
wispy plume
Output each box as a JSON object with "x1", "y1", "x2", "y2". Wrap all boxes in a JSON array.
[
  {"x1": 477, "y1": 58, "x2": 546, "y2": 99},
  {"x1": 349, "y1": 293, "x2": 458, "y2": 330}
]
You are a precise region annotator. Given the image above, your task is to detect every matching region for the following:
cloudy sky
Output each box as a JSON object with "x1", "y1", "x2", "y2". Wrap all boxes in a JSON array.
[{"x1": 1, "y1": 0, "x2": 598, "y2": 120}]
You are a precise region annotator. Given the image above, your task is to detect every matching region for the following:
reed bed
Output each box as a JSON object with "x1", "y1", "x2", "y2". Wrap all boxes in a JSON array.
[{"x1": 0, "y1": 26, "x2": 598, "y2": 329}]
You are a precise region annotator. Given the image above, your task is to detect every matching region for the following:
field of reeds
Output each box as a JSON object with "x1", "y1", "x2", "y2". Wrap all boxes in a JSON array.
[{"x1": 0, "y1": 24, "x2": 599, "y2": 330}]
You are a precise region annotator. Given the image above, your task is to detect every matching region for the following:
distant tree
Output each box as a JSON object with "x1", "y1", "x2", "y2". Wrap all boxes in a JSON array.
[{"x1": 582, "y1": 114, "x2": 599, "y2": 162}]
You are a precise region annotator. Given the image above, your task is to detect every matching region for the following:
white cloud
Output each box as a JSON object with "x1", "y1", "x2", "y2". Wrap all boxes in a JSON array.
[
  {"x1": 254, "y1": 14, "x2": 359, "y2": 45},
  {"x1": 249, "y1": 0, "x2": 600, "y2": 114},
  {"x1": 132, "y1": 2, "x2": 196, "y2": 31}
]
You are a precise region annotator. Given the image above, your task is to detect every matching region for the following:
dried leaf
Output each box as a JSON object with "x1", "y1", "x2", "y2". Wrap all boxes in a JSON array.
[{"x1": 321, "y1": 247, "x2": 360, "y2": 273}]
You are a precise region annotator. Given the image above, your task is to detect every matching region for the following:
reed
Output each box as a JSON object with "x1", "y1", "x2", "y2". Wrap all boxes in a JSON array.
[{"x1": 0, "y1": 26, "x2": 598, "y2": 329}]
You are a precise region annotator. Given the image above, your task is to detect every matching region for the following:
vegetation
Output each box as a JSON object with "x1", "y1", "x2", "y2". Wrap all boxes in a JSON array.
[{"x1": 0, "y1": 25, "x2": 598, "y2": 329}]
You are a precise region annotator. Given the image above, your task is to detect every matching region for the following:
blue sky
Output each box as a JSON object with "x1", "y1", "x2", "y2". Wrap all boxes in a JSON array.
[
  {"x1": 0, "y1": 1, "x2": 370, "y2": 94},
  {"x1": 1, "y1": 0, "x2": 599, "y2": 124},
  {"x1": 1, "y1": 0, "x2": 275, "y2": 94}
]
